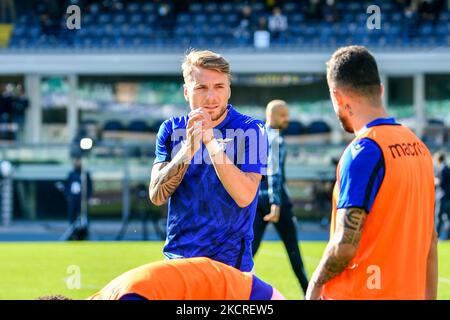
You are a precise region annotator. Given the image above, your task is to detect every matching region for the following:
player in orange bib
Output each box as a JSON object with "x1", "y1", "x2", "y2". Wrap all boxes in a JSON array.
[
  {"x1": 39, "y1": 257, "x2": 284, "y2": 300},
  {"x1": 305, "y1": 46, "x2": 438, "y2": 300}
]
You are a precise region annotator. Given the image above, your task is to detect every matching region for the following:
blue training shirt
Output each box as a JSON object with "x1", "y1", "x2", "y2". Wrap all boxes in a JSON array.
[
  {"x1": 337, "y1": 118, "x2": 399, "y2": 213},
  {"x1": 154, "y1": 104, "x2": 268, "y2": 271}
]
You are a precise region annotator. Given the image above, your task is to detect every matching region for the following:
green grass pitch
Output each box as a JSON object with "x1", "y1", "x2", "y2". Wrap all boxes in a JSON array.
[{"x1": 0, "y1": 241, "x2": 449, "y2": 300}]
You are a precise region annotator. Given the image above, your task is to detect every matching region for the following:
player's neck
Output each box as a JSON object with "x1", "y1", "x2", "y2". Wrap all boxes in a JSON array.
[{"x1": 353, "y1": 105, "x2": 389, "y2": 135}]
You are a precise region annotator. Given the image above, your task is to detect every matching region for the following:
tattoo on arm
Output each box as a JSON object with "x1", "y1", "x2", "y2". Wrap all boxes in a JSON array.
[
  {"x1": 149, "y1": 148, "x2": 191, "y2": 205},
  {"x1": 340, "y1": 208, "x2": 366, "y2": 246},
  {"x1": 312, "y1": 208, "x2": 367, "y2": 286},
  {"x1": 313, "y1": 255, "x2": 352, "y2": 286}
]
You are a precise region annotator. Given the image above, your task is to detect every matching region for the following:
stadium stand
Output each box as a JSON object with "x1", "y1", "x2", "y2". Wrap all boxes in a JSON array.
[{"x1": 3, "y1": 0, "x2": 450, "y2": 50}]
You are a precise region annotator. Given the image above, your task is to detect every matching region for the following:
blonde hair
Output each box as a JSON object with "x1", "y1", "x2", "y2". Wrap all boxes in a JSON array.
[{"x1": 182, "y1": 49, "x2": 231, "y2": 84}]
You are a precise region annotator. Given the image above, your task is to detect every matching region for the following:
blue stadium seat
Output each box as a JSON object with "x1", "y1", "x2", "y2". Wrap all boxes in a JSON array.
[
  {"x1": 177, "y1": 13, "x2": 191, "y2": 24},
  {"x1": 92, "y1": 25, "x2": 107, "y2": 37},
  {"x1": 307, "y1": 121, "x2": 331, "y2": 134},
  {"x1": 303, "y1": 25, "x2": 318, "y2": 37},
  {"x1": 128, "y1": 120, "x2": 150, "y2": 133},
  {"x1": 136, "y1": 24, "x2": 152, "y2": 37},
  {"x1": 252, "y1": 2, "x2": 265, "y2": 12},
  {"x1": 204, "y1": 26, "x2": 221, "y2": 37},
  {"x1": 12, "y1": 25, "x2": 26, "y2": 37},
  {"x1": 17, "y1": 14, "x2": 32, "y2": 24},
  {"x1": 355, "y1": 13, "x2": 367, "y2": 23},
  {"x1": 382, "y1": 2, "x2": 394, "y2": 11},
  {"x1": 436, "y1": 23, "x2": 450, "y2": 36},
  {"x1": 142, "y1": 3, "x2": 155, "y2": 13},
  {"x1": 438, "y1": 11, "x2": 450, "y2": 22},
  {"x1": 348, "y1": 2, "x2": 363, "y2": 11},
  {"x1": 98, "y1": 13, "x2": 111, "y2": 24},
  {"x1": 290, "y1": 13, "x2": 305, "y2": 24},
  {"x1": 174, "y1": 25, "x2": 189, "y2": 37},
  {"x1": 335, "y1": 2, "x2": 347, "y2": 11},
  {"x1": 28, "y1": 25, "x2": 41, "y2": 38},
  {"x1": 146, "y1": 14, "x2": 156, "y2": 24},
  {"x1": 205, "y1": 3, "x2": 219, "y2": 13},
  {"x1": 419, "y1": 23, "x2": 434, "y2": 37},
  {"x1": 284, "y1": 121, "x2": 305, "y2": 136},
  {"x1": 194, "y1": 14, "x2": 208, "y2": 24},
  {"x1": 210, "y1": 13, "x2": 224, "y2": 24},
  {"x1": 342, "y1": 13, "x2": 355, "y2": 23},
  {"x1": 126, "y1": 3, "x2": 140, "y2": 13},
  {"x1": 428, "y1": 118, "x2": 445, "y2": 126},
  {"x1": 220, "y1": 3, "x2": 234, "y2": 13},
  {"x1": 130, "y1": 13, "x2": 144, "y2": 24},
  {"x1": 225, "y1": 13, "x2": 239, "y2": 25},
  {"x1": 104, "y1": 120, "x2": 125, "y2": 132},
  {"x1": 89, "y1": 3, "x2": 100, "y2": 14},
  {"x1": 190, "y1": 3, "x2": 203, "y2": 13},
  {"x1": 82, "y1": 13, "x2": 95, "y2": 26},
  {"x1": 391, "y1": 12, "x2": 403, "y2": 23},
  {"x1": 283, "y1": 2, "x2": 298, "y2": 13},
  {"x1": 176, "y1": 36, "x2": 192, "y2": 47},
  {"x1": 113, "y1": 13, "x2": 126, "y2": 24}
]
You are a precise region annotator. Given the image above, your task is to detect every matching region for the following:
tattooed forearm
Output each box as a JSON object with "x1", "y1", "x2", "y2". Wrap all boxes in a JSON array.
[
  {"x1": 313, "y1": 254, "x2": 353, "y2": 286},
  {"x1": 340, "y1": 208, "x2": 366, "y2": 246},
  {"x1": 311, "y1": 208, "x2": 367, "y2": 287},
  {"x1": 149, "y1": 146, "x2": 192, "y2": 206}
]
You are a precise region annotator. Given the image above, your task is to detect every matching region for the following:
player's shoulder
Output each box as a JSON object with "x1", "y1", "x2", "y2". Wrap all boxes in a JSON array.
[
  {"x1": 349, "y1": 137, "x2": 382, "y2": 155},
  {"x1": 230, "y1": 106, "x2": 264, "y2": 129},
  {"x1": 341, "y1": 138, "x2": 383, "y2": 169}
]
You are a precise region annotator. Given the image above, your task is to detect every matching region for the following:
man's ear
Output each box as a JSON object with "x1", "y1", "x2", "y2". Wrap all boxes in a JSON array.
[
  {"x1": 331, "y1": 87, "x2": 345, "y2": 108},
  {"x1": 183, "y1": 84, "x2": 189, "y2": 102},
  {"x1": 380, "y1": 83, "x2": 385, "y2": 99}
]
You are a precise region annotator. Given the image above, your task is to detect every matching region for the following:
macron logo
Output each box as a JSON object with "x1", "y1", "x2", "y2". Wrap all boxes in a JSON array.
[
  {"x1": 350, "y1": 143, "x2": 364, "y2": 159},
  {"x1": 256, "y1": 123, "x2": 265, "y2": 135}
]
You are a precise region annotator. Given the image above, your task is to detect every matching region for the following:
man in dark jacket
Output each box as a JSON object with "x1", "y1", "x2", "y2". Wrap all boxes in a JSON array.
[
  {"x1": 434, "y1": 151, "x2": 450, "y2": 239},
  {"x1": 64, "y1": 157, "x2": 93, "y2": 240},
  {"x1": 252, "y1": 99, "x2": 309, "y2": 296}
]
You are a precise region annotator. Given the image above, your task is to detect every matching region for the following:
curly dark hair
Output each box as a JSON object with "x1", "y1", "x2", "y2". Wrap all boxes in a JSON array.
[{"x1": 326, "y1": 45, "x2": 381, "y2": 99}]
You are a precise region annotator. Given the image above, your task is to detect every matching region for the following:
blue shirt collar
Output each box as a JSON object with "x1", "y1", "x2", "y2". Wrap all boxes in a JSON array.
[
  {"x1": 356, "y1": 117, "x2": 399, "y2": 136},
  {"x1": 366, "y1": 117, "x2": 399, "y2": 128}
]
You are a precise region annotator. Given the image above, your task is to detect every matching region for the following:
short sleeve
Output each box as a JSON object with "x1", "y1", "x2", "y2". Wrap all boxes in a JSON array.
[
  {"x1": 249, "y1": 275, "x2": 274, "y2": 300},
  {"x1": 154, "y1": 119, "x2": 173, "y2": 164},
  {"x1": 337, "y1": 138, "x2": 385, "y2": 213},
  {"x1": 240, "y1": 120, "x2": 268, "y2": 176}
]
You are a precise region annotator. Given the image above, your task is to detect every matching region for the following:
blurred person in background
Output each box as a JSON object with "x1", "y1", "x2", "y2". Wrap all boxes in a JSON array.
[
  {"x1": 434, "y1": 151, "x2": 450, "y2": 240},
  {"x1": 268, "y1": 7, "x2": 288, "y2": 40},
  {"x1": 234, "y1": 4, "x2": 255, "y2": 44},
  {"x1": 64, "y1": 156, "x2": 93, "y2": 240},
  {"x1": 0, "y1": 0, "x2": 15, "y2": 23},
  {"x1": 252, "y1": 99, "x2": 309, "y2": 297}
]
